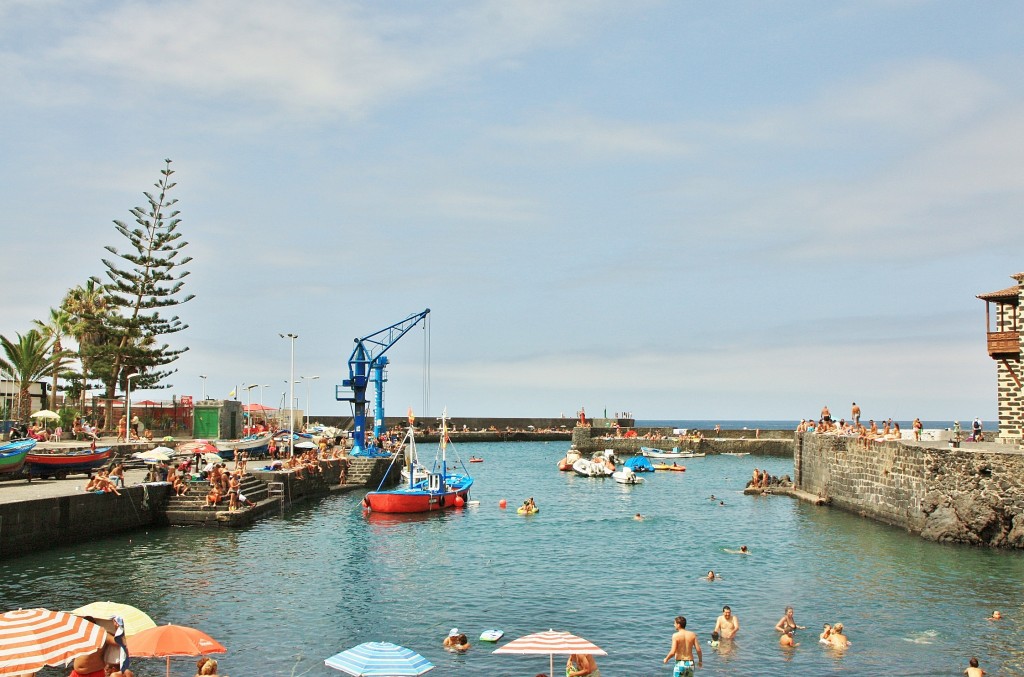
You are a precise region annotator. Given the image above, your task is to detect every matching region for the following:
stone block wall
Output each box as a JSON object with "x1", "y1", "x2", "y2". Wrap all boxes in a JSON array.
[
  {"x1": 795, "y1": 433, "x2": 1024, "y2": 547},
  {"x1": 997, "y1": 357, "x2": 1023, "y2": 442}
]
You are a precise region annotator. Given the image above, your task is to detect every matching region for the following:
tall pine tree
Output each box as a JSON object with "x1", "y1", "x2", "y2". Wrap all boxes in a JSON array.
[{"x1": 92, "y1": 159, "x2": 194, "y2": 428}]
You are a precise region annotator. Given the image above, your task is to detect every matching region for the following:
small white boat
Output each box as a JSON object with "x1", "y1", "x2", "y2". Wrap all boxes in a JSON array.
[
  {"x1": 641, "y1": 446, "x2": 705, "y2": 459},
  {"x1": 572, "y1": 457, "x2": 613, "y2": 477},
  {"x1": 612, "y1": 469, "x2": 644, "y2": 485}
]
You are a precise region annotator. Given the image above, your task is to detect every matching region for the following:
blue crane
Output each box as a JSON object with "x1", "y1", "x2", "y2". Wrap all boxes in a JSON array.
[{"x1": 337, "y1": 308, "x2": 430, "y2": 456}]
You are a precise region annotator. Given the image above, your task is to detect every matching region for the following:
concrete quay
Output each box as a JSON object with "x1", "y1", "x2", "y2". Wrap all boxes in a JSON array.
[{"x1": 0, "y1": 449, "x2": 394, "y2": 559}]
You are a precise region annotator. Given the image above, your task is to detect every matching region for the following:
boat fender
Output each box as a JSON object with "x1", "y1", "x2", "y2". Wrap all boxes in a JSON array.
[
  {"x1": 361, "y1": 497, "x2": 370, "y2": 510},
  {"x1": 439, "y1": 494, "x2": 445, "y2": 508}
]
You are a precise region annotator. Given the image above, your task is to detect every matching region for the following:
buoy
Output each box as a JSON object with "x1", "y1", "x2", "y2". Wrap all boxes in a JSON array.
[
  {"x1": 455, "y1": 495, "x2": 465, "y2": 507},
  {"x1": 499, "y1": 498, "x2": 507, "y2": 509}
]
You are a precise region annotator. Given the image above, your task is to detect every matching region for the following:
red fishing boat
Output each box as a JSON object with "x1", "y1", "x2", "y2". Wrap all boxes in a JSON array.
[
  {"x1": 363, "y1": 410, "x2": 473, "y2": 514},
  {"x1": 26, "y1": 447, "x2": 112, "y2": 479}
]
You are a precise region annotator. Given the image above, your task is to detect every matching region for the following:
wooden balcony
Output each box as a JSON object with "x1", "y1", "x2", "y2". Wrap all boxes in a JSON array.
[{"x1": 987, "y1": 331, "x2": 1021, "y2": 358}]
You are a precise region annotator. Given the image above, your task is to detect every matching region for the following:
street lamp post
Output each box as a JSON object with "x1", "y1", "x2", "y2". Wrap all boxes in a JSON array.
[
  {"x1": 244, "y1": 384, "x2": 258, "y2": 434},
  {"x1": 199, "y1": 374, "x2": 208, "y2": 400},
  {"x1": 126, "y1": 373, "x2": 141, "y2": 441},
  {"x1": 279, "y1": 333, "x2": 298, "y2": 457},
  {"x1": 259, "y1": 384, "x2": 270, "y2": 408},
  {"x1": 301, "y1": 375, "x2": 320, "y2": 430}
]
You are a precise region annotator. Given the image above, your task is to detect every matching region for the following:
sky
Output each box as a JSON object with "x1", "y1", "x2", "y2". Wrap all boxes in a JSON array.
[{"x1": 1, "y1": 0, "x2": 1022, "y2": 421}]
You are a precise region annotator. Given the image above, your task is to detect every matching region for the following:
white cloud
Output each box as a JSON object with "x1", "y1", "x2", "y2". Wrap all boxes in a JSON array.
[{"x1": 3, "y1": 0, "x2": 625, "y2": 118}]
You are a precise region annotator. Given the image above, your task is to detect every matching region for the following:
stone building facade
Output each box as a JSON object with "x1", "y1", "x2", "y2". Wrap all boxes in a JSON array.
[{"x1": 977, "y1": 273, "x2": 1024, "y2": 444}]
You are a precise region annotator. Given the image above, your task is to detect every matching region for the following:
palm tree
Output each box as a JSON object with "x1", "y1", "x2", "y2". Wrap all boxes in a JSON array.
[
  {"x1": 61, "y1": 280, "x2": 110, "y2": 412},
  {"x1": 0, "y1": 330, "x2": 66, "y2": 422},
  {"x1": 33, "y1": 307, "x2": 74, "y2": 410}
]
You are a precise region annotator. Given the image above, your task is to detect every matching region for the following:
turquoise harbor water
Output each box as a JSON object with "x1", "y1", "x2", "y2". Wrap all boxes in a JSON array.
[{"x1": 5, "y1": 441, "x2": 1023, "y2": 676}]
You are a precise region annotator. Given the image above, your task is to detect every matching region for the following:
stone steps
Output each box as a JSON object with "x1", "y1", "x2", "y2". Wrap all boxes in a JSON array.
[{"x1": 164, "y1": 474, "x2": 275, "y2": 525}]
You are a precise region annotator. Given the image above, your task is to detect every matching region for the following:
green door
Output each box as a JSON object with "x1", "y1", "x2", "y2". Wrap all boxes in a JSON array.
[{"x1": 194, "y1": 408, "x2": 219, "y2": 439}]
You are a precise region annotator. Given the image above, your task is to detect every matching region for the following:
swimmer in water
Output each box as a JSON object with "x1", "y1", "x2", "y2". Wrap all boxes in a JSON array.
[
  {"x1": 634, "y1": 513, "x2": 644, "y2": 521},
  {"x1": 988, "y1": 610, "x2": 1002, "y2": 621},
  {"x1": 723, "y1": 545, "x2": 749, "y2": 555},
  {"x1": 965, "y1": 656, "x2": 985, "y2": 677},
  {"x1": 706, "y1": 570, "x2": 716, "y2": 581},
  {"x1": 779, "y1": 628, "x2": 797, "y2": 648},
  {"x1": 819, "y1": 623, "x2": 832, "y2": 644}
]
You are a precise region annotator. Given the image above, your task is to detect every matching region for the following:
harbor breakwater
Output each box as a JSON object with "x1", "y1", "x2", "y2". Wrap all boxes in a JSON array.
[
  {"x1": 795, "y1": 433, "x2": 1024, "y2": 548},
  {"x1": 571, "y1": 426, "x2": 793, "y2": 457}
]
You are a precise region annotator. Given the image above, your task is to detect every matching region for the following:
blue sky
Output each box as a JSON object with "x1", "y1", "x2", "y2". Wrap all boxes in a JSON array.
[{"x1": 1, "y1": 1, "x2": 1022, "y2": 421}]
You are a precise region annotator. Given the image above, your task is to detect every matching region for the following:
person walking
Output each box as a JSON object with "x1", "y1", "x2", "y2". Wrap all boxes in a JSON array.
[{"x1": 664, "y1": 615, "x2": 702, "y2": 677}]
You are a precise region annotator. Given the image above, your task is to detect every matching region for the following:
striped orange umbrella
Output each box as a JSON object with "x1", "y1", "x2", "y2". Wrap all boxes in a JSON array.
[
  {"x1": 0, "y1": 608, "x2": 107, "y2": 675},
  {"x1": 492, "y1": 629, "x2": 606, "y2": 676}
]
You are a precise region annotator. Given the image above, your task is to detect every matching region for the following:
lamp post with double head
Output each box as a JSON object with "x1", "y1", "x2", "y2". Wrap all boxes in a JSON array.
[
  {"x1": 199, "y1": 374, "x2": 208, "y2": 401},
  {"x1": 301, "y1": 375, "x2": 320, "y2": 430},
  {"x1": 279, "y1": 333, "x2": 298, "y2": 457}
]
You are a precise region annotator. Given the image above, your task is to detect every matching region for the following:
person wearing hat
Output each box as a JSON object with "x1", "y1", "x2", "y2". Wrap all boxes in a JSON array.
[{"x1": 443, "y1": 628, "x2": 470, "y2": 652}]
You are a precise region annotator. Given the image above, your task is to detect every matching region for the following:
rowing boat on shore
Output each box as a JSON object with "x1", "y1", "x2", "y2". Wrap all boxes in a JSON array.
[
  {"x1": 26, "y1": 447, "x2": 112, "y2": 479},
  {"x1": 215, "y1": 432, "x2": 272, "y2": 459},
  {"x1": 0, "y1": 439, "x2": 35, "y2": 477}
]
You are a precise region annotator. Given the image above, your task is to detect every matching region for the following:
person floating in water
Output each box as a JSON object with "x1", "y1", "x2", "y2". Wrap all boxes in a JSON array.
[
  {"x1": 988, "y1": 610, "x2": 1002, "y2": 621},
  {"x1": 634, "y1": 513, "x2": 644, "y2": 521}
]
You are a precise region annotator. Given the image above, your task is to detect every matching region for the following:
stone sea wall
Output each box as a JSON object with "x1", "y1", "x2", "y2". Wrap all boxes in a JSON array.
[
  {"x1": 795, "y1": 433, "x2": 1024, "y2": 547},
  {"x1": 0, "y1": 483, "x2": 171, "y2": 557}
]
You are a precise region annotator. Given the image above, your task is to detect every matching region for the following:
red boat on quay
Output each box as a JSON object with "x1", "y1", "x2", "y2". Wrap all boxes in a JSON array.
[
  {"x1": 26, "y1": 447, "x2": 112, "y2": 479},
  {"x1": 363, "y1": 410, "x2": 473, "y2": 514}
]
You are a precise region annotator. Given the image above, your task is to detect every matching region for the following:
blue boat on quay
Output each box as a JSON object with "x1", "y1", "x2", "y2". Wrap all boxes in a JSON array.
[{"x1": 0, "y1": 439, "x2": 35, "y2": 477}]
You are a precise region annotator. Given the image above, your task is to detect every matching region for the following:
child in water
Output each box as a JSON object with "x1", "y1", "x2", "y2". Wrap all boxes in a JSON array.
[{"x1": 709, "y1": 631, "x2": 720, "y2": 648}]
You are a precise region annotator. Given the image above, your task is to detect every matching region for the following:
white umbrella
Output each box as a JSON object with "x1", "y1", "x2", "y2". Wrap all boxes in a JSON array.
[
  {"x1": 133, "y1": 449, "x2": 171, "y2": 463},
  {"x1": 151, "y1": 446, "x2": 176, "y2": 455},
  {"x1": 30, "y1": 410, "x2": 60, "y2": 420}
]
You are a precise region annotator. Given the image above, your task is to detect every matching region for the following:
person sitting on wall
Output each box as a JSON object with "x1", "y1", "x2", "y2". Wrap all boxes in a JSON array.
[{"x1": 205, "y1": 485, "x2": 222, "y2": 507}]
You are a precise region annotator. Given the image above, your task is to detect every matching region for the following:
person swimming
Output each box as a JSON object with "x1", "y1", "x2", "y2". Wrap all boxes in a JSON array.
[{"x1": 988, "y1": 610, "x2": 1002, "y2": 621}]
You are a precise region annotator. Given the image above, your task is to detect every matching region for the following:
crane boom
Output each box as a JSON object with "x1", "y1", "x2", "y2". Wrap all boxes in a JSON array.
[{"x1": 337, "y1": 308, "x2": 430, "y2": 455}]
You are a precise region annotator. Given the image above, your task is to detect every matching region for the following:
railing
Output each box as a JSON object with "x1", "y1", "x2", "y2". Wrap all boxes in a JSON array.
[{"x1": 987, "y1": 331, "x2": 1020, "y2": 357}]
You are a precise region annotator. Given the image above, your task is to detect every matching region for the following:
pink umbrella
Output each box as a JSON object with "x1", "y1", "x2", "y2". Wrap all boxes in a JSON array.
[{"x1": 492, "y1": 629, "x2": 606, "y2": 676}]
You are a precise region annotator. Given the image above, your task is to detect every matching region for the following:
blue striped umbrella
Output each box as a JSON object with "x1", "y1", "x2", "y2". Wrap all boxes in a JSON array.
[{"x1": 325, "y1": 642, "x2": 434, "y2": 676}]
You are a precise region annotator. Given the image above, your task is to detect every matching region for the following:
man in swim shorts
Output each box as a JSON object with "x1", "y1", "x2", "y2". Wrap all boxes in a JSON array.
[{"x1": 664, "y1": 615, "x2": 702, "y2": 676}]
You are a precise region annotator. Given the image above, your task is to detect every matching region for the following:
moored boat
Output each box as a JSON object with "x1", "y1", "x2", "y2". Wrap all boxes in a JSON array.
[
  {"x1": 612, "y1": 468, "x2": 644, "y2": 484},
  {"x1": 641, "y1": 446, "x2": 705, "y2": 459},
  {"x1": 652, "y1": 462, "x2": 686, "y2": 472},
  {"x1": 623, "y1": 456, "x2": 655, "y2": 473},
  {"x1": 26, "y1": 447, "x2": 112, "y2": 479},
  {"x1": 572, "y1": 456, "x2": 614, "y2": 477},
  {"x1": 364, "y1": 409, "x2": 473, "y2": 514},
  {"x1": 0, "y1": 439, "x2": 35, "y2": 477}
]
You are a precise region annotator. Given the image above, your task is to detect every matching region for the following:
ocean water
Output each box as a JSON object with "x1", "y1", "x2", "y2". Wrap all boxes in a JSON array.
[{"x1": 4, "y1": 441, "x2": 1022, "y2": 676}]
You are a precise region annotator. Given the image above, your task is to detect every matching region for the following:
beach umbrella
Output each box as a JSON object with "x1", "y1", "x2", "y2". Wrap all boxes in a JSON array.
[
  {"x1": 29, "y1": 410, "x2": 60, "y2": 421},
  {"x1": 126, "y1": 623, "x2": 225, "y2": 677},
  {"x1": 295, "y1": 440, "x2": 317, "y2": 450},
  {"x1": 0, "y1": 607, "x2": 107, "y2": 675},
  {"x1": 70, "y1": 602, "x2": 157, "y2": 637},
  {"x1": 492, "y1": 629, "x2": 606, "y2": 676},
  {"x1": 325, "y1": 641, "x2": 434, "y2": 676},
  {"x1": 200, "y1": 452, "x2": 223, "y2": 464},
  {"x1": 133, "y1": 449, "x2": 171, "y2": 463}
]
